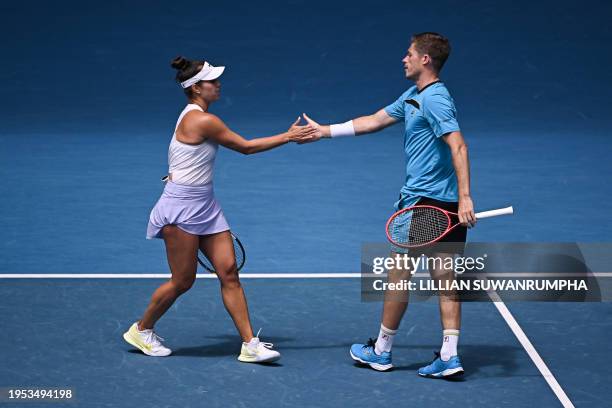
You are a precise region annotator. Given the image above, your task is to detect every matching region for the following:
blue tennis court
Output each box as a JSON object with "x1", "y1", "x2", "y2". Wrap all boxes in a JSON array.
[{"x1": 1, "y1": 1, "x2": 611, "y2": 407}]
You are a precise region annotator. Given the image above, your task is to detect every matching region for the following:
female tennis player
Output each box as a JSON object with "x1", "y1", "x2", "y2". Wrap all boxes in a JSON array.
[{"x1": 123, "y1": 56, "x2": 316, "y2": 363}]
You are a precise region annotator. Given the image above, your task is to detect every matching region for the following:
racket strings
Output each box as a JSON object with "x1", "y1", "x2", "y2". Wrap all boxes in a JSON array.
[
  {"x1": 198, "y1": 235, "x2": 245, "y2": 272},
  {"x1": 233, "y1": 239, "x2": 245, "y2": 269},
  {"x1": 388, "y1": 207, "x2": 450, "y2": 246}
]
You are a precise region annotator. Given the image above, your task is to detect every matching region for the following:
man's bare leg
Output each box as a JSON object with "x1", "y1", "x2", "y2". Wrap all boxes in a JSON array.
[{"x1": 424, "y1": 252, "x2": 463, "y2": 375}]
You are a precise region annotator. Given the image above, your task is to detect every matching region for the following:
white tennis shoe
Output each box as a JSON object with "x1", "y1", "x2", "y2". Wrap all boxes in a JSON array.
[
  {"x1": 123, "y1": 322, "x2": 172, "y2": 357},
  {"x1": 237, "y1": 330, "x2": 280, "y2": 363}
]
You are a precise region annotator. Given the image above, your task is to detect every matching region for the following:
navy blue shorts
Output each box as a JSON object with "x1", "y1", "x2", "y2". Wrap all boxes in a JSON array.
[{"x1": 390, "y1": 196, "x2": 467, "y2": 255}]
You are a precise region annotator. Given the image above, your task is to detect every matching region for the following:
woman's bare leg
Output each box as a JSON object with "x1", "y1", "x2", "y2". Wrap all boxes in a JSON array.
[
  {"x1": 200, "y1": 231, "x2": 254, "y2": 342},
  {"x1": 139, "y1": 225, "x2": 199, "y2": 330}
]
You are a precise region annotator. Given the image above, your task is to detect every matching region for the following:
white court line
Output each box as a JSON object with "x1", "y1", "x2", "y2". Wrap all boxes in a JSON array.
[
  {"x1": 1, "y1": 272, "x2": 610, "y2": 278},
  {"x1": 0, "y1": 273, "x2": 362, "y2": 279},
  {"x1": 487, "y1": 288, "x2": 575, "y2": 407}
]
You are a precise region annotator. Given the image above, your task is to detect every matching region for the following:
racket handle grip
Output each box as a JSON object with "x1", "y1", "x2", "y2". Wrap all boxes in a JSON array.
[{"x1": 475, "y1": 206, "x2": 514, "y2": 219}]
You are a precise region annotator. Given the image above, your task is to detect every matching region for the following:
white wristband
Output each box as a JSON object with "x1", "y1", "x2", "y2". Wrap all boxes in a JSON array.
[{"x1": 330, "y1": 120, "x2": 355, "y2": 138}]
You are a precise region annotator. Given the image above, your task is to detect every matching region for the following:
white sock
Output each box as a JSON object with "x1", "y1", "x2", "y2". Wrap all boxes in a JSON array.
[
  {"x1": 374, "y1": 324, "x2": 397, "y2": 355},
  {"x1": 440, "y1": 329, "x2": 460, "y2": 361},
  {"x1": 136, "y1": 323, "x2": 151, "y2": 333}
]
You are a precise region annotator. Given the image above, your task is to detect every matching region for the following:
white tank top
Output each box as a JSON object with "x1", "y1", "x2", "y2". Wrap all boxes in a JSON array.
[{"x1": 168, "y1": 104, "x2": 218, "y2": 186}]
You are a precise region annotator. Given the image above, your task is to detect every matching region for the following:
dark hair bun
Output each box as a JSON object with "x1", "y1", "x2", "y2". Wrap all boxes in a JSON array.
[{"x1": 171, "y1": 56, "x2": 190, "y2": 71}]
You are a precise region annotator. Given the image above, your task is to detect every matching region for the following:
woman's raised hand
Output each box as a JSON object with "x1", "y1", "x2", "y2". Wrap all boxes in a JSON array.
[{"x1": 287, "y1": 116, "x2": 319, "y2": 143}]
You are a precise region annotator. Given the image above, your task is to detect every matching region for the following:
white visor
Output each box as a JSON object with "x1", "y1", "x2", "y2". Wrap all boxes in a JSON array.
[{"x1": 180, "y1": 62, "x2": 225, "y2": 88}]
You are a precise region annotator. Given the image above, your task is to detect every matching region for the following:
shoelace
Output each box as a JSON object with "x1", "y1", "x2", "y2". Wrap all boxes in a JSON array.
[
  {"x1": 430, "y1": 351, "x2": 441, "y2": 363},
  {"x1": 365, "y1": 338, "x2": 377, "y2": 349},
  {"x1": 144, "y1": 330, "x2": 165, "y2": 347},
  {"x1": 252, "y1": 328, "x2": 274, "y2": 349}
]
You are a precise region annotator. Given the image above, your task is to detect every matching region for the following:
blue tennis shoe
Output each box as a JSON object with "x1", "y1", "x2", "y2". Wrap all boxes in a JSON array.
[
  {"x1": 418, "y1": 352, "x2": 464, "y2": 378},
  {"x1": 350, "y1": 338, "x2": 393, "y2": 371}
]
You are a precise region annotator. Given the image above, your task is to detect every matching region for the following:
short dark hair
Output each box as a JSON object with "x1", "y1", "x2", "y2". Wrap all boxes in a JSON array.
[
  {"x1": 170, "y1": 56, "x2": 204, "y2": 96},
  {"x1": 411, "y1": 32, "x2": 451, "y2": 73}
]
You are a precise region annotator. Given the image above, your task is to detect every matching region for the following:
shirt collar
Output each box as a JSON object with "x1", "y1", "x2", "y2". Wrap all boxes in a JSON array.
[{"x1": 417, "y1": 80, "x2": 441, "y2": 94}]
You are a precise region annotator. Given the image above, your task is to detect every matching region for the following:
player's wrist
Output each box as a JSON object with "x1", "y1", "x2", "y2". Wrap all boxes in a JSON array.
[
  {"x1": 322, "y1": 125, "x2": 332, "y2": 138},
  {"x1": 329, "y1": 120, "x2": 355, "y2": 138}
]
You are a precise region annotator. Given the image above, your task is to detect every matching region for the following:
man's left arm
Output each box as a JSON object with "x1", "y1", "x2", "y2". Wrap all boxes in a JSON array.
[{"x1": 443, "y1": 131, "x2": 476, "y2": 227}]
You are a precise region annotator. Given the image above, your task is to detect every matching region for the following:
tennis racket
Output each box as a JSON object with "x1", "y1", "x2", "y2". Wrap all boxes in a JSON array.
[
  {"x1": 386, "y1": 205, "x2": 514, "y2": 248},
  {"x1": 197, "y1": 232, "x2": 246, "y2": 273}
]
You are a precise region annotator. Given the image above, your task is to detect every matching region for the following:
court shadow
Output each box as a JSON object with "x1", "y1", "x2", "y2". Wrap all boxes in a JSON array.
[
  {"x1": 172, "y1": 334, "x2": 296, "y2": 358},
  {"x1": 351, "y1": 361, "x2": 467, "y2": 382},
  {"x1": 172, "y1": 342, "x2": 238, "y2": 357},
  {"x1": 391, "y1": 344, "x2": 523, "y2": 379},
  {"x1": 279, "y1": 342, "x2": 355, "y2": 351}
]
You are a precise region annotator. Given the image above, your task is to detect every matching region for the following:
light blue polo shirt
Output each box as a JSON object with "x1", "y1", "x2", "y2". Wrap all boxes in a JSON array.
[{"x1": 384, "y1": 81, "x2": 460, "y2": 209}]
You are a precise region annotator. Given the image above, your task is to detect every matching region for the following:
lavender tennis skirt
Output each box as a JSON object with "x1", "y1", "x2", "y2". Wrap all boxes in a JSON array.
[{"x1": 146, "y1": 181, "x2": 230, "y2": 239}]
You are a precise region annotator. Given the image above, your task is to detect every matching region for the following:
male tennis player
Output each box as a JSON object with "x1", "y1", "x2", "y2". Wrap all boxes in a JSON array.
[{"x1": 303, "y1": 33, "x2": 476, "y2": 377}]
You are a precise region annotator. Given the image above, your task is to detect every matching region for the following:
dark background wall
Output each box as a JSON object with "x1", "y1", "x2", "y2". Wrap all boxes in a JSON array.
[{"x1": 2, "y1": 0, "x2": 611, "y2": 136}]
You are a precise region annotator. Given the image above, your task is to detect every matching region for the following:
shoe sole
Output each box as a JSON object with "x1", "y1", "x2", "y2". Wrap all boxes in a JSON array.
[
  {"x1": 418, "y1": 367, "x2": 464, "y2": 378},
  {"x1": 349, "y1": 350, "x2": 393, "y2": 371},
  {"x1": 237, "y1": 354, "x2": 281, "y2": 364},
  {"x1": 122, "y1": 331, "x2": 171, "y2": 357}
]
